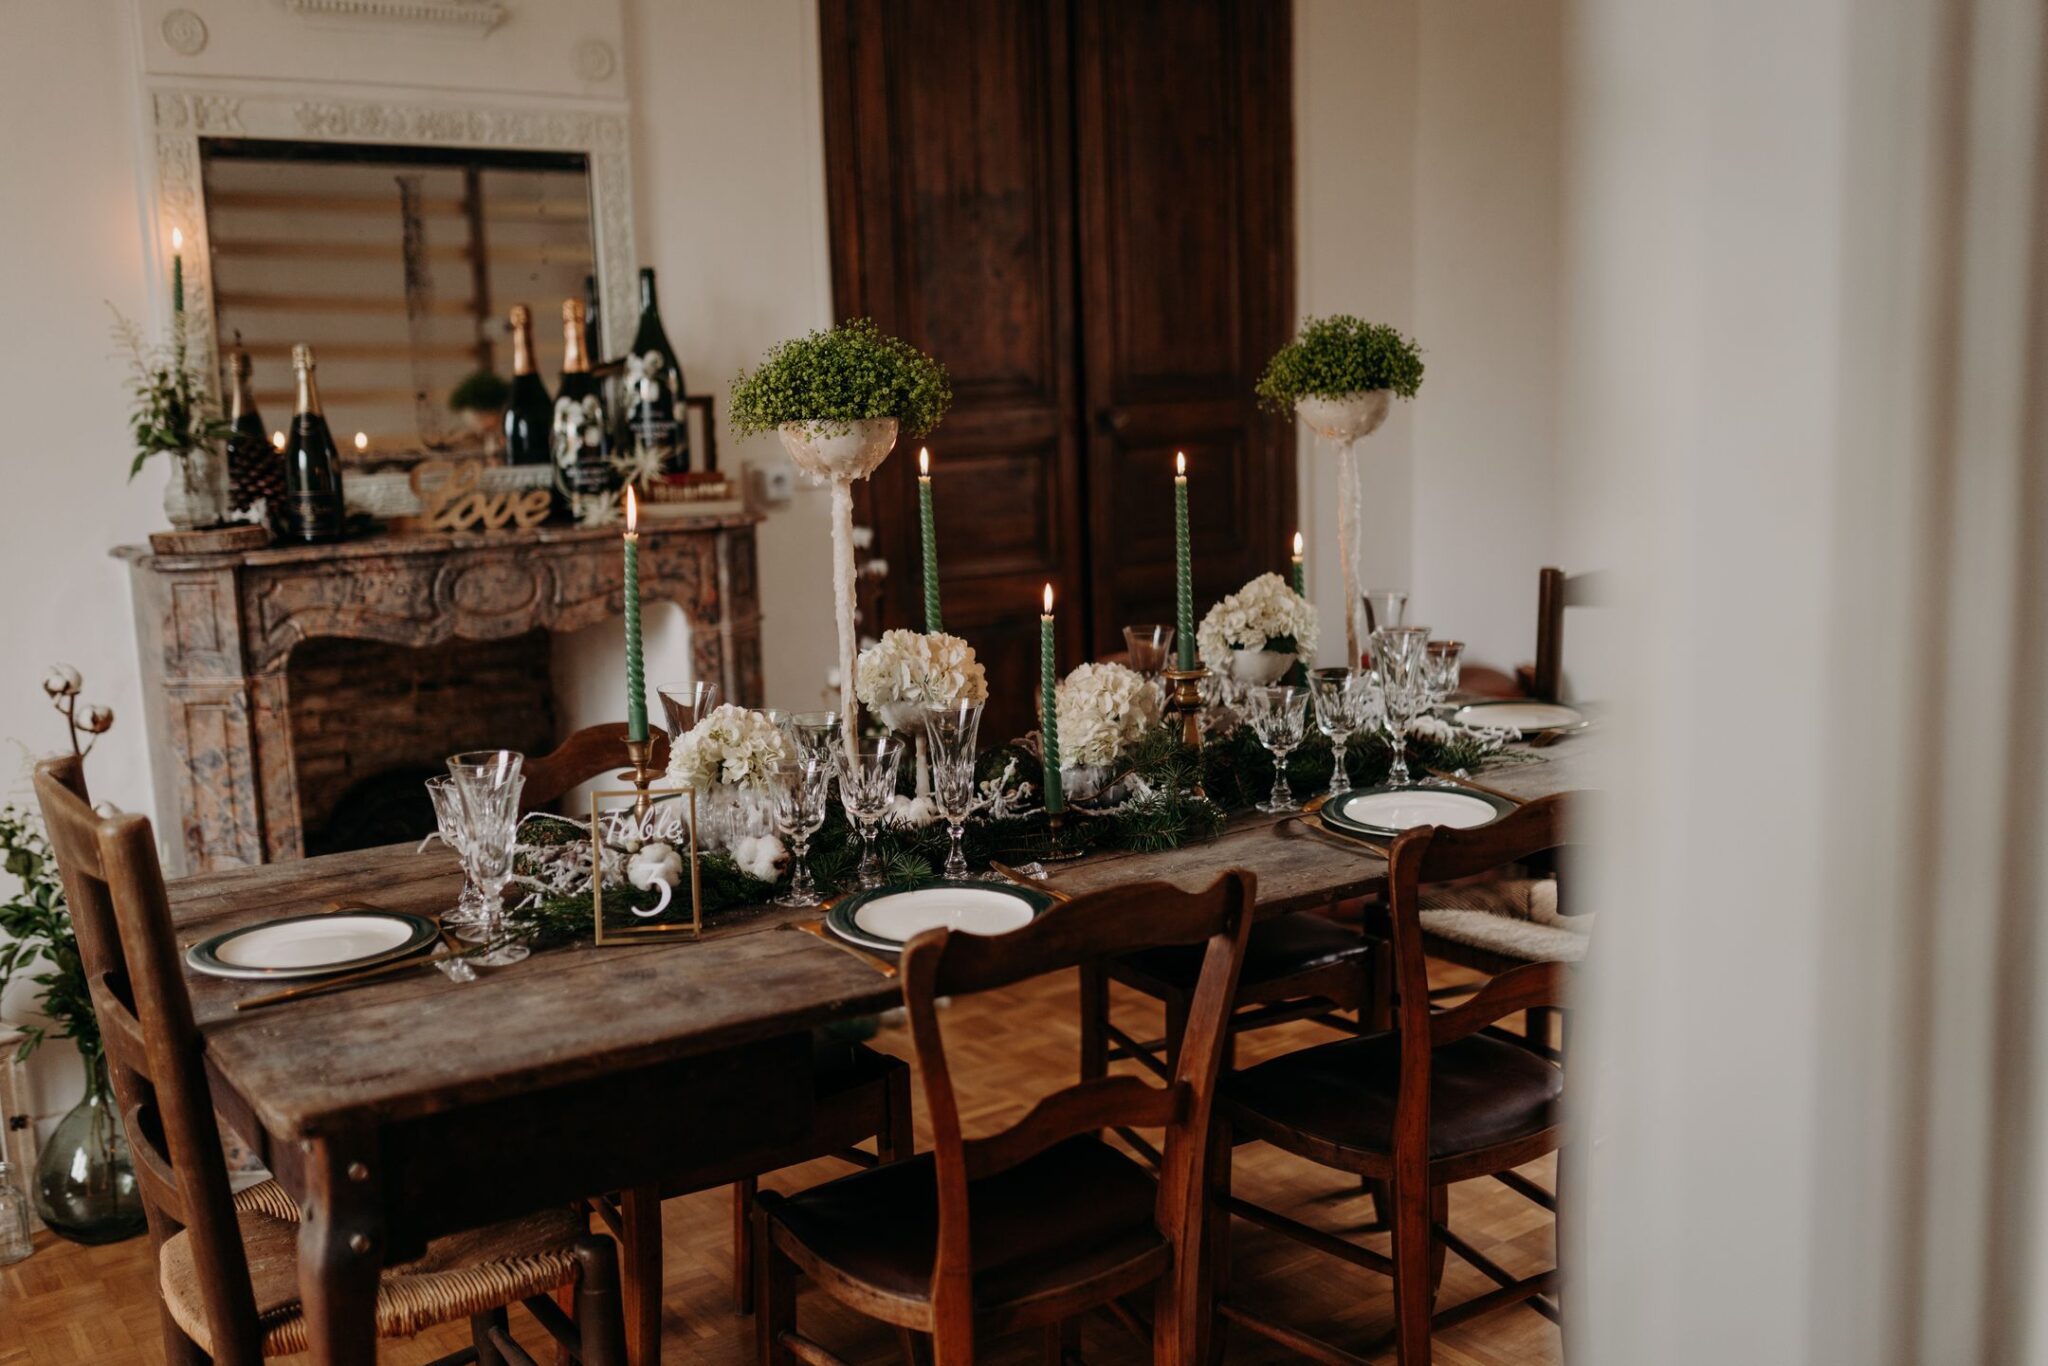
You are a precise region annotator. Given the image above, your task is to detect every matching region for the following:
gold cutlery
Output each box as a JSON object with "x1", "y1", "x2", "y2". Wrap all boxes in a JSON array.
[
  {"x1": 1425, "y1": 771, "x2": 1526, "y2": 805},
  {"x1": 1282, "y1": 814, "x2": 1391, "y2": 859},
  {"x1": 990, "y1": 861, "x2": 1074, "y2": 903},
  {"x1": 234, "y1": 946, "x2": 459, "y2": 1012},
  {"x1": 790, "y1": 919, "x2": 899, "y2": 978}
]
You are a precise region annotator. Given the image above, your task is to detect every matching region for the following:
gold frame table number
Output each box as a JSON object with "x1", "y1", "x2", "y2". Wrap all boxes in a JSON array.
[{"x1": 589, "y1": 786, "x2": 705, "y2": 944}]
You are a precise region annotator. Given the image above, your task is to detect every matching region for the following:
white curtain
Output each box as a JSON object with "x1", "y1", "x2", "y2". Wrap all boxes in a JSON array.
[{"x1": 1566, "y1": 0, "x2": 2048, "y2": 1360}]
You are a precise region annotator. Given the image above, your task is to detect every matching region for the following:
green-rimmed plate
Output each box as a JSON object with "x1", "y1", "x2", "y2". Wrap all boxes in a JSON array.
[
  {"x1": 1448, "y1": 699, "x2": 1589, "y2": 737},
  {"x1": 826, "y1": 879, "x2": 1057, "y2": 956},
  {"x1": 1321, "y1": 785, "x2": 1517, "y2": 840},
  {"x1": 185, "y1": 910, "x2": 440, "y2": 981}
]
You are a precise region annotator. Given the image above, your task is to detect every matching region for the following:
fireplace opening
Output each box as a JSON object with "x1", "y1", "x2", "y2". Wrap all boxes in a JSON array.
[{"x1": 287, "y1": 631, "x2": 558, "y2": 857}]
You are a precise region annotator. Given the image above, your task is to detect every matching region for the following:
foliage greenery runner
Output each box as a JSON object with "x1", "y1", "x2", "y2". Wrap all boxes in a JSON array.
[{"x1": 497, "y1": 721, "x2": 1523, "y2": 954}]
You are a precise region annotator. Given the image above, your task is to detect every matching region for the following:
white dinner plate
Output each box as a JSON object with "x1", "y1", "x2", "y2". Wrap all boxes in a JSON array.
[
  {"x1": 1336, "y1": 790, "x2": 1505, "y2": 834},
  {"x1": 852, "y1": 887, "x2": 1039, "y2": 944},
  {"x1": 1449, "y1": 700, "x2": 1588, "y2": 736},
  {"x1": 186, "y1": 911, "x2": 439, "y2": 980}
]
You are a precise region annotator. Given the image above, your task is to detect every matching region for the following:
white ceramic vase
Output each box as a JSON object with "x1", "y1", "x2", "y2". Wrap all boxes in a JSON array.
[
  {"x1": 1294, "y1": 390, "x2": 1391, "y2": 443},
  {"x1": 777, "y1": 417, "x2": 900, "y2": 483},
  {"x1": 162, "y1": 446, "x2": 231, "y2": 531},
  {"x1": 1227, "y1": 648, "x2": 1297, "y2": 687}
]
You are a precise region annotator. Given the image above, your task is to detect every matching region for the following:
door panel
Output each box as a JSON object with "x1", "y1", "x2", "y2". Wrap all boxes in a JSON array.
[
  {"x1": 1075, "y1": 0, "x2": 1296, "y2": 657},
  {"x1": 821, "y1": 0, "x2": 1082, "y2": 744}
]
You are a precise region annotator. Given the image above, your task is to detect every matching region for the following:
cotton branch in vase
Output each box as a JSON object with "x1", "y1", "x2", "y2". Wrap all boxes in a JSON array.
[{"x1": 41, "y1": 666, "x2": 115, "y2": 759}]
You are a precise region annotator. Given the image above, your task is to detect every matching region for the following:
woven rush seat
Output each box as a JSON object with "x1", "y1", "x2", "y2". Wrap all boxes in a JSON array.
[
  {"x1": 160, "y1": 1202, "x2": 588, "y2": 1356},
  {"x1": 768, "y1": 1136, "x2": 1164, "y2": 1313},
  {"x1": 1418, "y1": 877, "x2": 1590, "y2": 964},
  {"x1": 1224, "y1": 1030, "x2": 1563, "y2": 1160}
]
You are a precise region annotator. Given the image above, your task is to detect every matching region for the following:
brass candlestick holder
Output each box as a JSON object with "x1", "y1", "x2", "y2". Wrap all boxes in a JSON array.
[
  {"x1": 1042, "y1": 809, "x2": 1086, "y2": 862},
  {"x1": 619, "y1": 737, "x2": 661, "y2": 821},
  {"x1": 1161, "y1": 665, "x2": 1210, "y2": 800}
]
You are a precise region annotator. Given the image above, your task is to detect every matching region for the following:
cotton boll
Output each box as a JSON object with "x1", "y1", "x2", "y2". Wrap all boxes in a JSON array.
[
  {"x1": 627, "y1": 842, "x2": 683, "y2": 891},
  {"x1": 888, "y1": 794, "x2": 939, "y2": 828},
  {"x1": 731, "y1": 834, "x2": 788, "y2": 882}
]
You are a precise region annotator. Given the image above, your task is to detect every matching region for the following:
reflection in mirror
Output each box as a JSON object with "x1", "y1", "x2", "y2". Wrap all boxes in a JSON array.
[{"x1": 199, "y1": 138, "x2": 595, "y2": 468}]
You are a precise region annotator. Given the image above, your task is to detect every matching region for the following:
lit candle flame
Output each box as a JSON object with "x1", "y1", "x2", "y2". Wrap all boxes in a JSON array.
[
  {"x1": 271, "y1": 430, "x2": 285, "y2": 450},
  {"x1": 1293, "y1": 530, "x2": 1304, "y2": 556},
  {"x1": 919, "y1": 446, "x2": 930, "y2": 477},
  {"x1": 353, "y1": 431, "x2": 368, "y2": 452},
  {"x1": 1175, "y1": 450, "x2": 1186, "y2": 478},
  {"x1": 625, "y1": 483, "x2": 639, "y2": 532},
  {"x1": 171, "y1": 227, "x2": 183, "y2": 251},
  {"x1": 1043, "y1": 582, "x2": 1054, "y2": 615}
]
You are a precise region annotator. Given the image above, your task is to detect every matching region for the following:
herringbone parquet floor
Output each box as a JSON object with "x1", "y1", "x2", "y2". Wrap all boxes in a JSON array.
[{"x1": 0, "y1": 965, "x2": 1560, "y2": 1365}]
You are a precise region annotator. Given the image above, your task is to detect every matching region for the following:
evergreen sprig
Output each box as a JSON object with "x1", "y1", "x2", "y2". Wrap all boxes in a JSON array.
[
  {"x1": 1256, "y1": 315, "x2": 1425, "y2": 412},
  {"x1": 0, "y1": 806, "x2": 97, "y2": 1067},
  {"x1": 729, "y1": 319, "x2": 953, "y2": 439}
]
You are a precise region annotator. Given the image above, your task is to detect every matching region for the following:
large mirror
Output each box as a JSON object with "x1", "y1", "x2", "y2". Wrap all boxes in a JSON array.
[{"x1": 199, "y1": 138, "x2": 597, "y2": 468}]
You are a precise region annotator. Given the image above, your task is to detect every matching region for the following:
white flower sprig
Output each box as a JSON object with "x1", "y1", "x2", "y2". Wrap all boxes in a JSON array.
[
  {"x1": 1196, "y1": 572, "x2": 1320, "y2": 673},
  {"x1": 854, "y1": 630, "x2": 989, "y2": 714},
  {"x1": 665, "y1": 704, "x2": 794, "y2": 791},
  {"x1": 1055, "y1": 661, "x2": 1160, "y2": 769}
]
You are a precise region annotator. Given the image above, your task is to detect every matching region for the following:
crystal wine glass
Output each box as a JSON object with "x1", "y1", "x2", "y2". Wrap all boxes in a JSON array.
[
  {"x1": 834, "y1": 737, "x2": 904, "y2": 889},
  {"x1": 656, "y1": 680, "x2": 720, "y2": 738},
  {"x1": 924, "y1": 699, "x2": 985, "y2": 880},
  {"x1": 1308, "y1": 667, "x2": 1375, "y2": 797},
  {"x1": 424, "y1": 775, "x2": 483, "y2": 928},
  {"x1": 1372, "y1": 627, "x2": 1431, "y2": 787},
  {"x1": 784, "y1": 710, "x2": 843, "y2": 768},
  {"x1": 769, "y1": 759, "x2": 831, "y2": 907},
  {"x1": 1244, "y1": 685, "x2": 1308, "y2": 813},
  {"x1": 1359, "y1": 589, "x2": 1409, "y2": 666},
  {"x1": 445, "y1": 750, "x2": 528, "y2": 965},
  {"x1": 1424, "y1": 639, "x2": 1466, "y2": 711},
  {"x1": 1122, "y1": 625, "x2": 1176, "y2": 710}
]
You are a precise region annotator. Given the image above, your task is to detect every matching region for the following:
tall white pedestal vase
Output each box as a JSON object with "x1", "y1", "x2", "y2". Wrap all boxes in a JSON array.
[
  {"x1": 778, "y1": 418, "x2": 900, "y2": 761},
  {"x1": 1296, "y1": 390, "x2": 1391, "y2": 668}
]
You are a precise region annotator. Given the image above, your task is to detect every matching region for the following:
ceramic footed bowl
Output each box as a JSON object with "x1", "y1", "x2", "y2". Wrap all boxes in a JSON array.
[
  {"x1": 1295, "y1": 390, "x2": 1392, "y2": 444},
  {"x1": 778, "y1": 417, "x2": 900, "y2": 482},
  {"x1": 1227, "y1": 648, "x2": 1298, "y2": 687}
]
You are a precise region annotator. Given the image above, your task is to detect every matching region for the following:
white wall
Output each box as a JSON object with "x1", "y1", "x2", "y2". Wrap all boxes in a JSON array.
[{"x1": 1295, "y1": 0, "x2": 1567, "y2": 681}]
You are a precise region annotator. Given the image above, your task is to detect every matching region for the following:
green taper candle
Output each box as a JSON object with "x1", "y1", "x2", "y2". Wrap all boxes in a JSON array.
[
  {"x1": 918, "y1": 446, "x2": 943, "y2": 632},
  {"x1": 171, "y1": 227, "x2": 184, "y2": 315},
  {"x1": 1291, "y1": 530, "x2": 1306, "y2": 597},
  {"x1": 1040, "y1": 583, "x2": 1064, "y2": 815},
  {"x1": 623, "y1": 486, "x2": 648, "y2": 743},
  {"x1": 1174, "y1": 451, "x2": 1194, "y2": 668}
]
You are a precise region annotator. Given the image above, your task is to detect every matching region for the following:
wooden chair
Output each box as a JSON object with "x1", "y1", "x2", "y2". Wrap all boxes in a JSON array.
[
  {"x1": 1210, "y1": 796, "x2": 1572, "y2": 1365},
  {"x1": 1078, "y1": 910, "x2": 1378, "y2": 1163},
  {"x1": 1529, "y1": 566, "x2": 1612, "y2": 703},
  {"x1": 31, "y1": 753, "x2": 630, "y2": 1366},
  {"x1": 753, "y1": 871, "x2": 1258, "y2": 1364},
  {"x1": 519, "y1": 722, "x2": 672, "y2": 814},
  {"x1": 514, "y1": 723, "x2": 917, "y2": 1362}
]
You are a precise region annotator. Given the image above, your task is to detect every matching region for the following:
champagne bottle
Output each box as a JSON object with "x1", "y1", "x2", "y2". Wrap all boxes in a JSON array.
[
  {"x1": 623, "y1": 267, "x2": 695, "y2": 476},
  {"x1": 284, "y1": 344, "x2": 346, "y2": 543},
  {"x1": 554, "y1": 298, "x2": 616, "y2": 497},
  {"x1": 224, "y1": 340, "x2": 284, "y2": 518},
  {"x1": 502, "y1": 305, "x2": 553, "y2": 466}
]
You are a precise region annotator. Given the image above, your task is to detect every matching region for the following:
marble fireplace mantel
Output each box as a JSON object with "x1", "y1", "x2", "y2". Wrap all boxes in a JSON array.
[{"x1": 113, "y1": 516, "x2": 763, "y2": 874}]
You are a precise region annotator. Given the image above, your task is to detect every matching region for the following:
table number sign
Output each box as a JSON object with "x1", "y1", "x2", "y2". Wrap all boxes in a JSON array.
[{"x1": 589, "y1": 786, "x2": 704, "y2": 943}]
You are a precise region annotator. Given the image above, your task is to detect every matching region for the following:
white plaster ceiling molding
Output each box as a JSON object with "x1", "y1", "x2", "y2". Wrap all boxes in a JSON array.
[
  {"x1": 160, "y1": 8, "x2": 209, "y2": 55},
  {"x1": 281, "y1": 0, "x2": 510, "y2": 35},
  {"x1": 574, "y1": 38, "x2": 617, "y2": 83}
]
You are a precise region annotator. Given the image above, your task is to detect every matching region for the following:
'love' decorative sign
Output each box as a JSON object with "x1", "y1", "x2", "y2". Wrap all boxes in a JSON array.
[{"x1": 407, "y1": 459, "x2": 553, "y2": 532}]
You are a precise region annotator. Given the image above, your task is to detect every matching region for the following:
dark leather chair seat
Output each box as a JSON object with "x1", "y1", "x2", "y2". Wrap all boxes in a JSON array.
[
  {"x1": 810, "y1": 1031, "x2": 897, "y2": 1096},
  {"x1": 1224, "y1": 1032, "x2": 1562, "y2": 1159},
  {"x1": 769, "y1": 1135, "x2": 1164, "y2": 1306},
  {"x1": 1117, "y1": 912, "x2": 1372, "y2": 990}
]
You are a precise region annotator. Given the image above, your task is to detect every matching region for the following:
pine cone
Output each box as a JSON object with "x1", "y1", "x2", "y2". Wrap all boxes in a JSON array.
[{"x1": 228, "y1": 432, "x2": 286, "y2": 516}]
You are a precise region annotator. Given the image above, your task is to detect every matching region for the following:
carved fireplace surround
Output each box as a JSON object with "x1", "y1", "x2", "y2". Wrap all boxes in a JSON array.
[{"x1": 114, "y1": 517, "x2": 763, "y2": 875}]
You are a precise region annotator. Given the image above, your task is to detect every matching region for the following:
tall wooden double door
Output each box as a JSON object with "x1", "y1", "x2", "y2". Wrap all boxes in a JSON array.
[{"x1": 821, "y1": 0, "x2": 1296, "y2": 742}]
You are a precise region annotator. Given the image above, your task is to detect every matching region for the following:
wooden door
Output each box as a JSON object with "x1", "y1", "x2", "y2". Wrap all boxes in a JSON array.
[
  {"x1": 821, "y1": 0, "x2": 1085, "y2": 744},
  {"x1": 1073, "y1": 0, "x2": 1296, "y2": 657},
  {"x1": 820, "y1": 0, "x2": 1294, "y2": 740}
]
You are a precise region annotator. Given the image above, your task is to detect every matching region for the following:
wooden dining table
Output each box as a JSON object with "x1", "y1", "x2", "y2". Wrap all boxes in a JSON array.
[{"x1": 169, "y1": 741, "x2": 1591, "y2": 1364}]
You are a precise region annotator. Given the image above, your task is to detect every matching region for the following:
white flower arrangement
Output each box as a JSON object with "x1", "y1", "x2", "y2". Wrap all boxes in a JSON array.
[
  {"x1": 1196, "y1": 572, "x2": 1320, "y2": 673},
  {"x1": 664, "y1": 704, "x2": 794, "y2": 791},
  {"x1": 1055, "y1": 661, "x2": 1160, "y2": 769},
  {"x1": 854, "y1": 630, "x2": 989, "y2": 728}
]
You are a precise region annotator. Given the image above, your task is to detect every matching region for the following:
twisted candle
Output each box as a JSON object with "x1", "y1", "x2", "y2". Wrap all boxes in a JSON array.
[
  {"x1": 623, "y1": 487, "x2": 648, "y2": 743},
  {"x1": 1174, "y1": 451, "x2": 1194, "y2": 669},
  {"x1": 1040, "y1": 584, "x2": 1064, "y2": 815},
  {"x1": 918, "y1": 446, "x2": 943, "y2": 632}
]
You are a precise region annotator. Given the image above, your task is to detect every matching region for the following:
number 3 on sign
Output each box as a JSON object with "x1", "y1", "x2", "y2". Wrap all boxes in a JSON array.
[{"x1": 409, "y1": 459, "x2": 553, "y2": 531}]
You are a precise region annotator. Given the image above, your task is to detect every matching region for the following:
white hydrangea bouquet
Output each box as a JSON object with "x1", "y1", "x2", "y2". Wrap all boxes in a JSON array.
[
  {"x1": 1197, "y1": 571, "x2": 1320, "y2": 685},
  {"x1": 1056, "y1": 661, "x2": 1160, "y2": 770},
  {"x1": 854, "y1": 629, "x2": 989, "y2": 730},
  {"x1": 665, "y1": 704, "x2": 794, "y2": 790}
]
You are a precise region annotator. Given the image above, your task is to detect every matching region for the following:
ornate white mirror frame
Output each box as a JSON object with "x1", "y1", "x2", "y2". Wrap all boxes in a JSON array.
[{"x1": 146, "y1": 84, "x2": 639, "y2": 388}]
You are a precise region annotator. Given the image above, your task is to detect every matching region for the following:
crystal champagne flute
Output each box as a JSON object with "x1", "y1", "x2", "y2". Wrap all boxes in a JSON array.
[
  {"x1": 655, "y1": 680, "x2": 720, "y2": 738},
  {"x1": 769, "y1": 759, "x2": 831, "y2": 907},
  {"x1": 424, "y1": 774, "x2": 483, "y2": 927},
  {"x1": 1372, "y1": 627, "x2": 1431, "y2": 787},
  {"x1": 446, "y1": 750, "x2": 528, "y2": 965},
  {"x1": 835, "y1": 737, "x2": 904, "y2": 889},
  {"x1": 924, "y1": 699, "x2": 985, "y2": 880}
]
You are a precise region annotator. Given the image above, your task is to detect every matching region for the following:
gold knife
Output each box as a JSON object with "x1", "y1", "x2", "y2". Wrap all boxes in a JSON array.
[
  {"x1": 989, "y1": 861, "x2": 1074, "y2": 903},
  {"x1": 234, "y1": 947, "x2": 456, "y2": 1012},
  {"x1": 1425, "y1": 770, "x2": 1526, "y2": 805}
]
